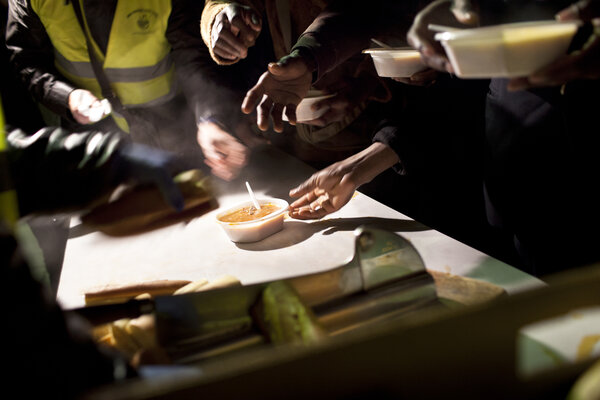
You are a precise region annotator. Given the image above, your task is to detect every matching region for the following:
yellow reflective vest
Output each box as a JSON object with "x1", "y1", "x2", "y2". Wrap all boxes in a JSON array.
[
  {"x1": 0, "y1": 97, "x2": 20, "y2": 228},
  {"x1": 31, "y1": 0, "x2": 177, "y2": 132}
]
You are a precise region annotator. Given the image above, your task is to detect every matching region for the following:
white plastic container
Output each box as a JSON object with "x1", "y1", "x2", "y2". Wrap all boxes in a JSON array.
[
  {"x1": 435, "y1": 20, "x2": 579, "y2": 78},
  {"x1": 216, "y1": 198, "x2": 289, "y2": 243},
  {"x1": 363, "y1": 48, "x2": 426, "y2": 77},
  {"x1": 283, "y1": 90, "x2": 336, "y2": 122}
]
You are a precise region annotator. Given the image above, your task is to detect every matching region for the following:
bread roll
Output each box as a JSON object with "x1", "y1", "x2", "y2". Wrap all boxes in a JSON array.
[{"x1": 81, "y1": 169, "x2": 217, "y2": 236}]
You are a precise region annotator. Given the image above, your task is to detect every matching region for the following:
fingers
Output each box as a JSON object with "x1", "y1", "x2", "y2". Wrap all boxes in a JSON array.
[
  {"x1": 69, "y1": 89, "x2": 99, "y2": 124},
  {"x1": 241, "y1": 73, "x2": 267, "y2": 114},
  {"x1": 421, "y1": 44, "x2": 454, "y2": 73},
  {"x1": 197, "y1": 123, "x2": 249, "y2": 181},
  {"x1": 256, "y1": 95, "x2": 273, "y2": 131},
  {"x1": 213, "y1": 23, "x2": 249, "y2": 59},
  {"x1": 230, "y1": 15, "x2": 259, "y2": 48},
  {"x1": 271, "y1": 103, "x2": 285, "y2": 133},
  {"x1": 213, "y1": 40, "x2": 241, "y2": 61},
  {"x1": 288, "y1": 193, "x2": 336, "y2": 220},
  {"x1": 205, "y1": 157, "x2": 241, "y2": 181},
  {"x1": 284, "y1": 103, "x2": 297, "y2": 125},
  {"x1": 241, "y1": 8, "x2": 262, "y2": 32},
  {"x1": 289, "y1": 176, "x2": 318, "y2": 199},
  {"x1": 408, "y1": 31, "x2": 451, "y2": 73}
]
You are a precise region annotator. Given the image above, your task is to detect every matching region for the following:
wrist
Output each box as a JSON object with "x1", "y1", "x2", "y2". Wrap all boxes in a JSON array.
[
  {"x1": 287, "y1": 47, "x2": 318, "y2": 83},
  {"x1": 351, "y1": 142, "x2": 400, "y2": 186}
]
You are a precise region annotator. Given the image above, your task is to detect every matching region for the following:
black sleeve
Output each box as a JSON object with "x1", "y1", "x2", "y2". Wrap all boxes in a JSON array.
[
  {"x1": 5, "y1": 0, "x2": 76, "y2": 119},
  {"x1": 167, "y1": 0, "x2": 247, "y2": 129},
  {"x1": 291, "y1": 0, "x2": 411, "y2": 83},
  {"x1": 6, "y1": 125, "x2": 127, "y2": 215},
  {"x1": 372, "y1": 121, "x2": 407, "y2": 175}
]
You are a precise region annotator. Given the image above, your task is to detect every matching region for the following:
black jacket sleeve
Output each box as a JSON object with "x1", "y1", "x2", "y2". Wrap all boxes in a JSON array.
[
  {"x1": 6, "y1": 125, "x2": 127, "y2": 215},
  {"x1": 291, "y1": 0, "x2": 412, "y2": 83},
  {"x1": 5, "y1": 0, "x2": 76, "y2": 120}
]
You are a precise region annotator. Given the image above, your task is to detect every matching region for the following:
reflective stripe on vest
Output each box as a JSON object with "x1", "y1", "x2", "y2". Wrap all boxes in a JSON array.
[
  {"x1": 0, "y1": 97, "x2": 20, "y2": 228},
  {"x1": 32, "y1": 0, "x2": 176, "y2": 110}
]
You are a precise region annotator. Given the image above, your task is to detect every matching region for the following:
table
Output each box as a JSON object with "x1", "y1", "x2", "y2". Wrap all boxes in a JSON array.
[
  {"x1": 58, "y1": 145, "x2": 600, "y2": 388},
  {"x1": 57, "y1": 145, "x2": 541, "y2": 310}
]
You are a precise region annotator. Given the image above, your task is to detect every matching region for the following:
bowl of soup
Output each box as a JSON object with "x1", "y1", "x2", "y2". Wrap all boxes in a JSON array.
[
  {"x1": 363, "y1": 48, "x2": 427, "y2": 77},
  {"x1": 434, "y1": 20, "x2": 579, "y2": 78},
  {"x1": 216, "y1": 198, "x2": 289, "y2": 243}
]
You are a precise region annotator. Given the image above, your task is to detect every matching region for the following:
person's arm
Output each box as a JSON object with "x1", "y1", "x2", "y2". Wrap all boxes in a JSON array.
[
  {"x1": 241, "y1": 0, "x2": 405, "y2": 131},
  {"x1": 6, "y1": 126, "x2": 185, "y2": 215},
  {"x1": 5, "y1": 0, "x2": 76, "y2": 119},
  {"x1": 291, "y1": 0, "x2": 408, "y2": 83},
  {"x1": 169, "y1": 0, "x2": 266, "y2": 180},
  {"x1": 288, "y1": 141, "x2": 400, "y2": 220}
]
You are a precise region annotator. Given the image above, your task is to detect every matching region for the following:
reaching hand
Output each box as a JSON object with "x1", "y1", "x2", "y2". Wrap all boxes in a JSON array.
[
  {"x1": 211, "y1": 3, "x2": 262, "y2": 61},
  {"x1": 407, "y1": 0, "x2": 478, "y2": 73},
  {"x1": 241, "y1": 54, "x2": 313, "y2": 133},
  {"x1": 68, "y1": 89, "x2": 102, "y2": 125},
  {"x1": 288, "y1": 162, "x2": 359, "y2": 219},
  {"x1": 507, "y1": 0, "x2": 600, "y2": 90},
  {"x1": 197, "y1": 121, "x2": 249, "y2": 181}
]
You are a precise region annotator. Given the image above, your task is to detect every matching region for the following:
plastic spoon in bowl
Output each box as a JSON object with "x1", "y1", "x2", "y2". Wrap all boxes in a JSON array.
[{"x1": 245, "y1": 181, "x2": 261, "y2": 211}]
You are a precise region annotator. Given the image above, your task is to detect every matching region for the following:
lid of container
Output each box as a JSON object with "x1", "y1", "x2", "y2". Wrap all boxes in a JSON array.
[
  {"x1": 363, "y1": 47, "x2": 418, "y2": 54},
  {"x1": 434, "y1": 19, "x2": 580, "y2": 42}
]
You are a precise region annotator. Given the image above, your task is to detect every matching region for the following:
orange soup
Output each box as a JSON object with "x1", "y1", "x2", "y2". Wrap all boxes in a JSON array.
[{"x1": 219, "y1": 204, "x2": 280, "y2": 223}]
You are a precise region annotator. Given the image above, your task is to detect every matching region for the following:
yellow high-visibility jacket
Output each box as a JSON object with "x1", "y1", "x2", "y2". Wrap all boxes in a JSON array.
[{"x1": 31, "y1": 0, "x2": 177, "y2": 132}]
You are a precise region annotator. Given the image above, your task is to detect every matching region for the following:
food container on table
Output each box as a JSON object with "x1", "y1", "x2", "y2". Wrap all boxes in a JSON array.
[
  {"x1": 434, "y1": 20, "x2": 580, "y2": 78},
  {"x1": 216, "y1": 198, "x2": 289, "y2": 243},
  {"x1": 283, "y1": 90, "x2": 336, "y2": 122},
  {"x1": 363, "y1": 48, "x2": 427, "y2": 77}
]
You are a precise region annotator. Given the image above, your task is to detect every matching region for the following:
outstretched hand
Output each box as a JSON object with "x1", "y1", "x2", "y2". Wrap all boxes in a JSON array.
[
  {"x1": 197, "y1": 121, "x2": 250, "y2": 181},
  {"x1": 288, "y1": 161, "x2": 358, "y2": 220},
  {"x1": 241, "y1": 53, "x2": 313, "y2": 133}
]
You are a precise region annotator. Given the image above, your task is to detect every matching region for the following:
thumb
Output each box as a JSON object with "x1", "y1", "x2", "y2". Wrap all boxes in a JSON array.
[{"x1": 268, "y1": 54, "x2": 307, "y2": 76}]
